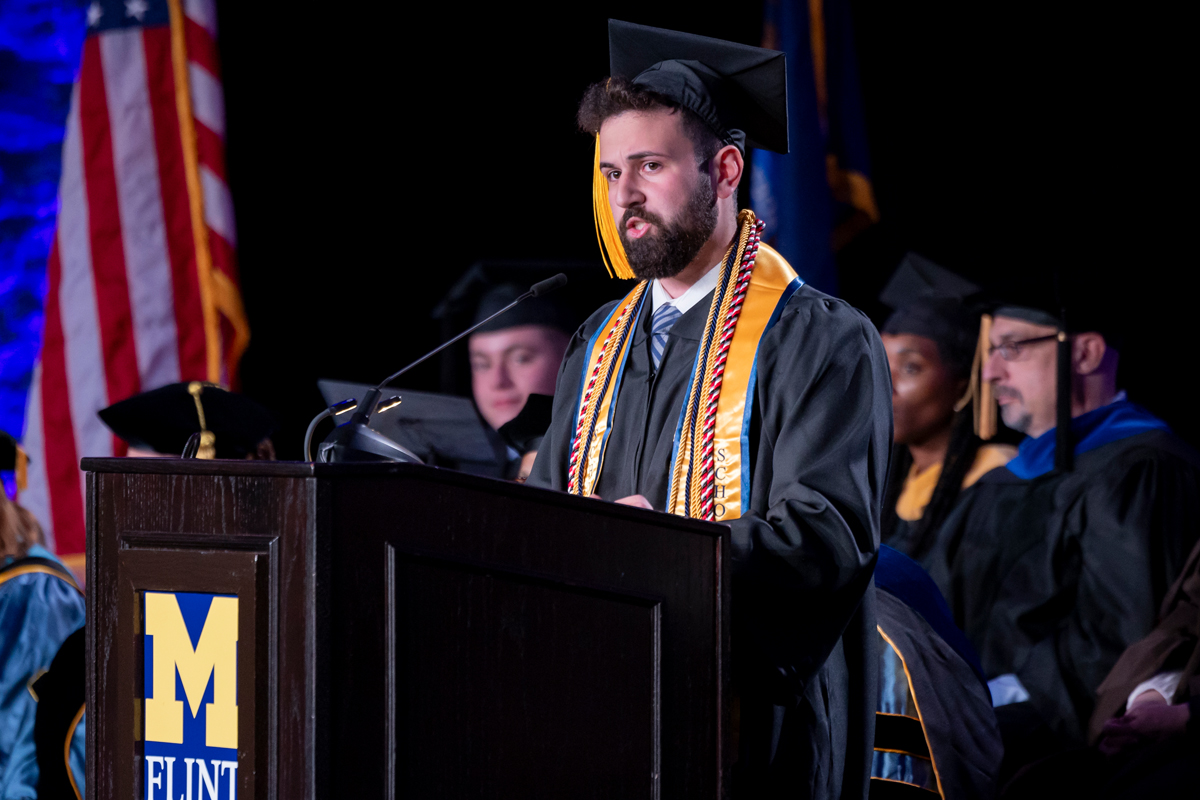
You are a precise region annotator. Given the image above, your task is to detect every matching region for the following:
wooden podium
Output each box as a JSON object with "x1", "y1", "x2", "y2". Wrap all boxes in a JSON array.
[{"x1": 84, "y1": 459, "x2": 730, "y2": 799}]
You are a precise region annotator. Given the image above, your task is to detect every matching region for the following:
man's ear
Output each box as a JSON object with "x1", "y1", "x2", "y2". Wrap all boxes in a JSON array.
[
  {"x1": 1073, "y1": 332, "x2": 1108, "y2": 375},
  {"x1": 712, "y1": 144, "x2": 743, "y2": 200}
]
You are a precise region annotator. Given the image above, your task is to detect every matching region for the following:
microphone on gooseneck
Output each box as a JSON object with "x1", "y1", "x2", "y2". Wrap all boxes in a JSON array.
[{"x1": 313, "y1": 274, "x2": 569, "y2": 463}]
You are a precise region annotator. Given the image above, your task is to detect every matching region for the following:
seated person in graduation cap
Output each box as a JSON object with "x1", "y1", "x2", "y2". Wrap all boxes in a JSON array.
[
  {"x1": 530, "y1": 21, "x2": 890, "y2": 798},
  {"x1": 878, "y1": 254, "x2": 1016, "y2": 561},
  {"x1": 924, "y1": 279, "x2": 1200, "y2": 778},
  {"x1": 99, "y1": 381, "x2": 277, "y2": 459},
  {"x1": 468, "y1": 283, "x2": 574, "y2": 436},
  {"x1": 0, "y1": 432, "x2": 85, "y2": 798},
  {"x1": 872, "y1": 544, "x2": 1002, "y2": 800}
]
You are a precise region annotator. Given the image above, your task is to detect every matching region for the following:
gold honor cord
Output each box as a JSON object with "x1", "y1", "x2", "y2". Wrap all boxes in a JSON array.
[
  {"x1": 592, "y1": 136, "x2": 636, "y2": 280},
  {"x1": 668, "y1": 219, "x2": 750, "y2": 517},
  {"x1": 567, "y1": 282, "x2": 648, "y2": 496}
]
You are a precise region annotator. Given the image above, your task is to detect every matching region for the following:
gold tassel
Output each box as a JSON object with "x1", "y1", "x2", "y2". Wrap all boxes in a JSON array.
[
  {"x1": 187, "y1": 382, "x2": 217, "y2": 459},
  {"x1": 15, "y1": 445, "x2": 28, "y2": 493},
  {"x1": 592, "y1": 135, "x2": 636, "y2": 280},
  {"x1": 961, "y1": 314, "x2": 997, "y2": 440}
]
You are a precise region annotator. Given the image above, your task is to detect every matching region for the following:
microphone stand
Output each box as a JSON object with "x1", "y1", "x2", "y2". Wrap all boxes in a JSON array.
[{"x1": 313, "y1": 273, "x2": 568, "y2": 463}]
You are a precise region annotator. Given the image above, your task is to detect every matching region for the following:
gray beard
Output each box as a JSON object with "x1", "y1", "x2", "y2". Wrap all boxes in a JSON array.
[{"x1": 1001, "y1": 404, "x2": 1033, "y2": 434}]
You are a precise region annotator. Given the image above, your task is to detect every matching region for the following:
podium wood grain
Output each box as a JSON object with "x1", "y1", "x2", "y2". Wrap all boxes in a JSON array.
[{"x1": 85, "y1": 459, "x2": 730, "y2": 799}]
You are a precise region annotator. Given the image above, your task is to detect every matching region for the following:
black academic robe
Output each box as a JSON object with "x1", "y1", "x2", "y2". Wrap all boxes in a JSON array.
[
  {"x1": 925, "y1": 429, "x2": 1200, "y2": 749},
  {"x1": 873, "y1": 547, "x2": 1002, "y2": 800},
  {"x1": 529, "y1": 284, "x2": 893, "y2": 799}
]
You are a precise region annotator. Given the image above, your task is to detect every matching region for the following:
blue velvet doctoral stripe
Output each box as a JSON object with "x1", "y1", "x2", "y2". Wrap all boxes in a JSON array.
[
  {"x1": 1005, "y1": 400, "x2": 1170, "y2": 480},
  {"x1": 875, "y1": 544, "x2": 985, "y2": 684}
]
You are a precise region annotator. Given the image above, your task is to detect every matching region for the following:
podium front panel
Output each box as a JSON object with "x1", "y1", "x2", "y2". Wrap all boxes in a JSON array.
[{"x1": 326, "y1": 469, "x2": 729, "y2": 799}]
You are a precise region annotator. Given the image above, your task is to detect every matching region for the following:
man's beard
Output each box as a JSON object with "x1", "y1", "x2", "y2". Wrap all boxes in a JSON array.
[
  {"x1": 996, "y1": 387, "x2": 1032, "y2": 433},
  {"x1": 619, "y1": 174, "x2": 718, "y2": 281}
]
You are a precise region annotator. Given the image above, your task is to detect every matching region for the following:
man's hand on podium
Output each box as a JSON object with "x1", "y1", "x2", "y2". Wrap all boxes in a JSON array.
[
  {"x1": 586, "y1": 493, "x2": 655, "y2": 510},
  {"x1": 614, "y1": 495, "x2": 654, "y2": 510}
]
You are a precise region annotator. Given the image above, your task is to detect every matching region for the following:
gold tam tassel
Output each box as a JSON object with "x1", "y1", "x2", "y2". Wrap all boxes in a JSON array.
[
  {"x1": 15, "y1": 446, "x2": 27, "y2": 493},
  {"x1": 957, "y1": 314, "x2": 997, "y2": 440},
  {"x1": 592, "y1": 135, "x2": 636, "y2": 280},
  {"x1": 187, "y1": 382, "x2": 217, "y2": 459}
]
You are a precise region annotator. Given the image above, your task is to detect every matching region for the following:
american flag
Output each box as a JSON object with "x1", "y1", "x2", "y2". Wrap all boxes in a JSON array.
[{"x1": 20, "y1": 0, "x2": 247, "y2": 569}]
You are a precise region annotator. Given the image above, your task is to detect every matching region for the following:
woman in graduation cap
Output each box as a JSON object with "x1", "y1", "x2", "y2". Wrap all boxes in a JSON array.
[
  {"x1": 877, "y1": 254, "x2": 1016, "y2": 560},
  {"x1": 529, "y1": 21, "x2": 891, "y2": 799},
  {"x1": 0, "y1": 432, "x2": 85, "y2": 798}
]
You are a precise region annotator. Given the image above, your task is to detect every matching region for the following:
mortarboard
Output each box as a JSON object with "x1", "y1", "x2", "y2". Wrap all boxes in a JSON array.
[
  {"x1": 471, "y1": 284, "x2": 578, "y2": 335},
  {"x1": 608, "y1": 19, "x2": 789, "y2": 154},
  {"x1": 98, "y1": 382, "x2": 277, "y2": 459},
  {"x1": 879, "y1": 252, "x2": 982, "y2": 309},
  {"x1": 591, "y1": 21, "x2": 788, "y2": 280},
  {"x1": 880, "y1": 253, "x2": 983, "y2": 378}
]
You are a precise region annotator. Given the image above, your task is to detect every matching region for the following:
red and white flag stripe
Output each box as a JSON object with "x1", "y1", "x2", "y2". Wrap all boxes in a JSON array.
[{"x1": 21, "y1": 0, "x2": 247, "y2": 565}]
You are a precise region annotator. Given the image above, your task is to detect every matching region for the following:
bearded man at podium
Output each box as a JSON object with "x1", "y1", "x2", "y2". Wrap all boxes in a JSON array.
[{"x1": 529, "y1": 21, "x2": 892, "y2": 800}]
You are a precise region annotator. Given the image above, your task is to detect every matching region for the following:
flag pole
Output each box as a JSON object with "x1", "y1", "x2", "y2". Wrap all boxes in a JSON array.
[{"x1": 167, "y1": 0, "x2": 222, "y2": 384}]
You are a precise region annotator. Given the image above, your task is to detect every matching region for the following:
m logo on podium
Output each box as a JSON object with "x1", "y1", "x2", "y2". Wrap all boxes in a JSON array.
[{"x1": 143, "y1": 591, "x2": 239, "y2": 800}]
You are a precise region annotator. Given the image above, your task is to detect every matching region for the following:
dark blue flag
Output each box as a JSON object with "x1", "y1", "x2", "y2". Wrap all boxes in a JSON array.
[{"x1": 751, "y1": 0, "x2": 878, "y2": 295}]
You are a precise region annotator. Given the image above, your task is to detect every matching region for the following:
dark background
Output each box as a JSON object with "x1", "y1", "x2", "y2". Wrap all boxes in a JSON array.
[{"x1": 216, "y1": 2, "x2": 1196, "y2": 459}]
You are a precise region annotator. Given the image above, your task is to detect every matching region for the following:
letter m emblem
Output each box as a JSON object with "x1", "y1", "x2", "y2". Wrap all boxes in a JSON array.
[{"x1": 144, "y1": 592, "x2": 238, "y2": 749}]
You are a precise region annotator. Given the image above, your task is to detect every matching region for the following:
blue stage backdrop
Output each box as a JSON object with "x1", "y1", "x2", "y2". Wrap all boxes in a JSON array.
[{"x1": 0, "y1": 0, "x2": 88, "y2": 493}]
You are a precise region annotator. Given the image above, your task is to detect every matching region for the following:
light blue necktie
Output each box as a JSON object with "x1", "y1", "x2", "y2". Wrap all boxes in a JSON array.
[{"x1": 651, "y1": 303, "x2": 682, "y2": 371}]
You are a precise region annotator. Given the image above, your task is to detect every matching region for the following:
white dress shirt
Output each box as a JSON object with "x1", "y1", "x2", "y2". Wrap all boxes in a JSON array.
[{"x1": 650, "y1": 261, "x2": 723, "y2": 317}]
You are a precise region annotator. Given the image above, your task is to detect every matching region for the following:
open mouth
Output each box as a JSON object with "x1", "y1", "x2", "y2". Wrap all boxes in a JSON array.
[{"x1": 625, "y1": 218, "x2": 652, "y2": 239}]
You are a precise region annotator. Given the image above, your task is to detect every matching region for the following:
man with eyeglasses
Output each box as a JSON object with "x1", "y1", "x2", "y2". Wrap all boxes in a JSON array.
[{"x1": 924, "y1": 297, "x2": 1200, "y2": 782}]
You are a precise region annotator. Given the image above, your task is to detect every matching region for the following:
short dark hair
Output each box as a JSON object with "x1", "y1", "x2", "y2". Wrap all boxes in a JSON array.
[{"x1": 577, "y1": 77, "x2": 722, "y2": 167}]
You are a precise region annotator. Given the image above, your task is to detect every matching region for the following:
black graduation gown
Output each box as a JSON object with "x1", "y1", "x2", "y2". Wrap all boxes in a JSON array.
[
  {"x1": 925, "y1": 429, "x2": 1200, "y2": 748},
  {"x1": 873, "y1": 547, "x2": 1002, "y2": 800},
  {"x1": 529, "y1": 284, "x2": 893, "y2": 799}
]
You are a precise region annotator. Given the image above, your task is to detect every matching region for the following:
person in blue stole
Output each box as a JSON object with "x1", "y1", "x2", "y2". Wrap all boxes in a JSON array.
[
  {"x1": 0, "y1": 434, "x2": 86, "y2": 799},
  {"x1": 924, "y1": 293, "x2": 1200, "y2": 782}
]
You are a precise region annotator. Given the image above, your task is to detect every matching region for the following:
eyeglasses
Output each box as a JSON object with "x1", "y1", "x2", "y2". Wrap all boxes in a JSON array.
[{"x1": 988, "y1": 333, "x2": 1062, "y2": 362}]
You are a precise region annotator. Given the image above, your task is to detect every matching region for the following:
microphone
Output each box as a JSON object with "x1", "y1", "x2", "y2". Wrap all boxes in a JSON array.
[{"x1": 314, "y1": 273, "x2": 568, "y2": 463}]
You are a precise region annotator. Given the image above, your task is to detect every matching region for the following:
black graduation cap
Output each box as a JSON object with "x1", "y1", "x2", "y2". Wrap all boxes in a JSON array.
[
  {"x1": 608, "y1": 19, "x2": 789, "y2": 153},
  {"x1": 879, "y1": 254, "x2": 983, "y2": 378},
  {"x1": 98, "y1": 382, "x2": 277, "y2": 459},
  {"x1": 988, "y1": 280, "x2": 1122, "y2": 348},
  {"x1": 879, "y1": 253, "x2": 982, "y2": 309},
  {"x1": 497, "y1": 394, "x2": 554, "y2": 455},
  {"x1": 472, "y1": 284, "x2": 577, "y2": 335}
]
